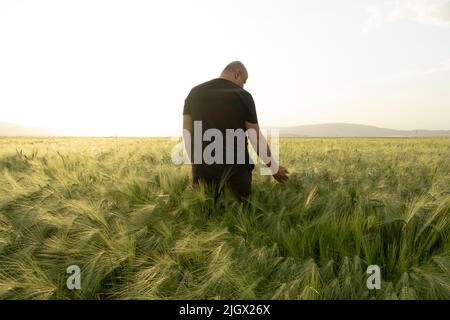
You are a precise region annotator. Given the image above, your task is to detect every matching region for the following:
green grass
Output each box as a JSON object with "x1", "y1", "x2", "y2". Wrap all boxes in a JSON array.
[{"x1": 0, "y1": 137, "x2": 449, "y2": 299}]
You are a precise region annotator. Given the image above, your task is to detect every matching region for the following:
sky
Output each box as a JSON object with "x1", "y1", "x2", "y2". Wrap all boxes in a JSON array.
[{"x1": 0, "y1": 0, "x2": 449, "y2": 136}]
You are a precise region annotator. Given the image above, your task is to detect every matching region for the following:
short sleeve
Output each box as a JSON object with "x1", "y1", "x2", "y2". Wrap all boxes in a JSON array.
[
  {"x1": 183, "y1": 92, "x2": 192, "y2": 115},
  {"x1": 242, "y1": 92, "x2": 258, "y2": 123}
]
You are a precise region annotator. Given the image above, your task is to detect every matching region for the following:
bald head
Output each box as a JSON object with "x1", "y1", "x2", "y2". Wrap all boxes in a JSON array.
[{"x1": 220, "y1": 61, "x2": 248, "y2": 88}]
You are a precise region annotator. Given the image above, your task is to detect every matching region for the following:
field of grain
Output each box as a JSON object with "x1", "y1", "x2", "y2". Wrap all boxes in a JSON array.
[{"x1": 0, "y1": 137, "x2": 449, "y2": 299}]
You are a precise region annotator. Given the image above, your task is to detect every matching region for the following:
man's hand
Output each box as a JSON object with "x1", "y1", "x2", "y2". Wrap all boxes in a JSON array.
[{"x1": 273, "y1": 165, "x2": 289, "y2": 182}]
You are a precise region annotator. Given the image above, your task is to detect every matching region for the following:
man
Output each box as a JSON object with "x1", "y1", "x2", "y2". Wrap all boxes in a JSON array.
[{"x1": 183, "y1": 61, "x2": 289, "y2": 201}]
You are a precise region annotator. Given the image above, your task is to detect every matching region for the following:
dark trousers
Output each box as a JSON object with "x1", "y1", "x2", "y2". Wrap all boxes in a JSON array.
[{"x1": 193, "y1": 169, "x2": 252, "y2": 202}]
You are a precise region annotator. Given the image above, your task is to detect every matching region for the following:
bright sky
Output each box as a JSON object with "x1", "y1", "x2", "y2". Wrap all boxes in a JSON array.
[{"x1": 1, "y1": 0, "x2": 449, "y2": 136}]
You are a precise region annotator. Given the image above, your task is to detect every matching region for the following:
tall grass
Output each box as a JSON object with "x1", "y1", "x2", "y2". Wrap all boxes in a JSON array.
[{"x1": 0, "y1": 137, "x2": 448, "y2": 299}]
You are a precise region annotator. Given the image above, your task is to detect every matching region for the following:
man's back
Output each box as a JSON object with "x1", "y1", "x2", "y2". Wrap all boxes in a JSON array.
[
  {"x1": 183, "y1": 78, "x2": 258, "y2": 179},
  {"x1": 182, "y1": 61, "x2": 289, "y2": 201}
]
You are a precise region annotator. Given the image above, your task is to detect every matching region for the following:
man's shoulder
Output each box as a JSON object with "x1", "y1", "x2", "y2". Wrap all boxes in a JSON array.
[
  {"x1": 237, "y1": 88, "x2": 254, "y2": 104},
  {"x1": 188, "y1": 79, "x2": 253, "y2": 100},
  {"x1": 190, "y1": 78, "x2": 220, "y2": 92},
  {"x1": 239, "y1": 88, "x2": 253, "y2": 98}
]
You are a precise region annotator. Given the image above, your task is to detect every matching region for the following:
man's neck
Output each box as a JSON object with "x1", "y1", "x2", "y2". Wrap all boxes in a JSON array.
[{"x1": 218, "y1": 75, "x2": 241, "y2": 88}]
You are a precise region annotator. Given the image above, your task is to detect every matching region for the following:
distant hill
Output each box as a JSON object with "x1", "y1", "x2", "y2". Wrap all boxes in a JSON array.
[
  {"x1": 0, "y1": 122, "x2": 62, "y2": 136},
  {"x1": 1, "y1": 121, "x2": 449, "y2": 137},
  {"x1": 265, "y1": 123, "x2": 450, "y2": 137}
]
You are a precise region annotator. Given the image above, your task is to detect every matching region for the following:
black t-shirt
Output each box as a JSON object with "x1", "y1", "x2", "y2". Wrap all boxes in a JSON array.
[{"x1": 183, "y1": 78, "x2": 258, "y2": 179}]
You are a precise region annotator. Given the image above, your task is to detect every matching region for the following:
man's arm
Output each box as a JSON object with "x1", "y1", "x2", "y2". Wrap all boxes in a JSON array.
[
  {"x1": 183, "y1": 115, "x2": 193, "y2": 163},
  {"x1": 245, "y1": 121, "x2": 289, "y2": 182}
]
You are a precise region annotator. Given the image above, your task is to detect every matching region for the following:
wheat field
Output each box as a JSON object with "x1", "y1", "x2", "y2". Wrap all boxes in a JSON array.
[{"x1": 0, "y1": 137, "x2": 449, "y2": 299}]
